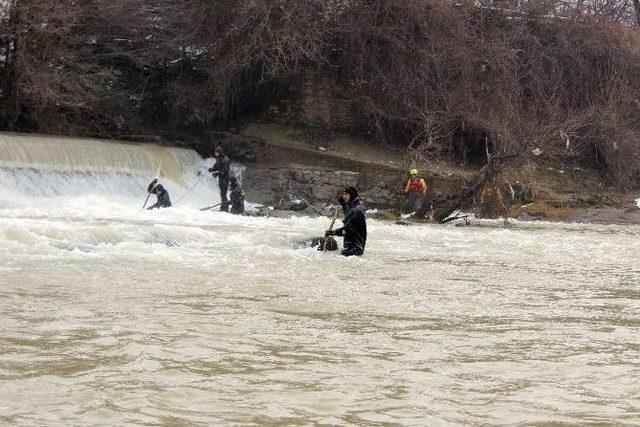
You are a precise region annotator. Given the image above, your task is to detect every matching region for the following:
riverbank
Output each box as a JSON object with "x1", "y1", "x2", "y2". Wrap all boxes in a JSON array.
[
  {"x1": 2, "y1": 127, "x2": 637, "y2": 225},
  {"x1": 201, "y1": 122, "x2": 640, "y2": 226}
]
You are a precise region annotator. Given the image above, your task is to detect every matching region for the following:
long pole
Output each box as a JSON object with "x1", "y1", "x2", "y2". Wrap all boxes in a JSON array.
[
  {"x1": 175, "y1": 173, "x2": 204, "y2": 204},
  {"x1": 141, "y1": 192, "x2": 152, "y2": 210},
  {"x1": 199, "y1": 203, "x2": 221, "y2": 211}
]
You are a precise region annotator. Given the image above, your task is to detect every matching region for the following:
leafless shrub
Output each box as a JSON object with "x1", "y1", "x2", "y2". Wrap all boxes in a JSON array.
[{"x1": 0, "y1": 0, "x2": 638, "y2": 184}]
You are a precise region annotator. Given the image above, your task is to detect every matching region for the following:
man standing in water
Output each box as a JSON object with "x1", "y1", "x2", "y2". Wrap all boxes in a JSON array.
[
  {"x1": 325, "y1": 186, "x2": 367, "y2": 256},
  {"x1": 208, "y1": 146, "x2": 231, "y2": 212}
]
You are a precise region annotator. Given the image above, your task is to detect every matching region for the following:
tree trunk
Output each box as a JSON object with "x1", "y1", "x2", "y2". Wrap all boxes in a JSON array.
[{"x1": 427, "y1": 148, "x2": 524, "y2": 223}]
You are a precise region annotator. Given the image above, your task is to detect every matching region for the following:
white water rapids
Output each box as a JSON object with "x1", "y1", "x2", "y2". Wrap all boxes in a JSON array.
[{"x1": 1, "y1": 134, "x2": 639, "y2": 425}]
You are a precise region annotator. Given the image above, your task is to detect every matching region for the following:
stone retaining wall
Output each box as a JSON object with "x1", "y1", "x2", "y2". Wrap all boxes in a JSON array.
[
  {"x1": 243, "y1": 165, "x2": 462, "y2": 210},
  {"x1": 185, "y1": 130, "x2": 465, "y2": 211},
  {"x1": 260, "y1": 70, "x2": 353, "y2": 130}
]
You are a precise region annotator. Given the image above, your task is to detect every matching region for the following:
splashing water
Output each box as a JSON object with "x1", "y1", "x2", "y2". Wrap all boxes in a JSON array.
[
  {"x1": 0, "y1": 132, "x2": 223, "y2": 210},
  {"x1": 1, "y1": 133, "x2": 639, "y2": 425}
]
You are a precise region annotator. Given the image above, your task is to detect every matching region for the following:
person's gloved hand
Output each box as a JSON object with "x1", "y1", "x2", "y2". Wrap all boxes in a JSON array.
[
  {"x1": 325, "y1": 229, "x2": 335, "y2": 237},
  {"x1": 197, "y1": 170, "x2": 203, "y2": 177}
]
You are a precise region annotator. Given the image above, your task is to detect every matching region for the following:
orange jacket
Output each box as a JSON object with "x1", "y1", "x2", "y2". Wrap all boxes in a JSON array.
[{"x1": 404, "y1": 177, "x2": 427, "y2": 194}]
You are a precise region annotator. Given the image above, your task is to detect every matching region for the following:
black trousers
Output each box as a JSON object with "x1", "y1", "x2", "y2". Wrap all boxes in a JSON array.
[
  {"x1": 218, "y1": 176, "x2": 229, "y2": 211},
  {"x1": 230, "y1": 202, "x2": 244, "y2": 215},
  {"x1": 341, "y1": 239, "x2": 364, "y2": 256},
  {"x1": 341, "y1": 246, "x2": 364, "y2": 257},
  {"x1": 405, "y1": 193, "x2": 423, "y2": 213}
]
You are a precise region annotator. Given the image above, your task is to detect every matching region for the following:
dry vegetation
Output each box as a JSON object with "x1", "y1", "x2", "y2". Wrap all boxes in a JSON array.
[{"x1": 1, "y1": 0, "x2": 639, "y2": 186}]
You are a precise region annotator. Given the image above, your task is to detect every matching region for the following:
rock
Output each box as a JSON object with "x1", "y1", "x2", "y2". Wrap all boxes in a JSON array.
[
  {"x1": 369, "y1": 209, "x2": 400, "y2": 221},
  {"x1": 242, "y1": 164, "x2": 462, "y2": 211},
  {"x1": 279, "y1": 198, "x2": 308, "y2": 211},
  {"x1": 244, "y1": 205, "x2": 274, "y2": 217},
  {"x1": 517, "y1": 213, "x2": 539, "y2": 221},
  {"x1": 208, "y1": 132, "x2": 268, "y2": 162},
  {"x1": 511, "y1": 182, "x2": 536, "y2": 204},
  {"x1": 306, "y1": 204, "x2": 336, "y2": 216},
  {"x1": 518, "y1": 212, "x2": 546, "y2": 221}
]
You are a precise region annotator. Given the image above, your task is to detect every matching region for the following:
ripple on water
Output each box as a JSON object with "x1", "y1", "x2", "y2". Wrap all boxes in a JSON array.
[{"x1": 1, "y1": 206, "x2": 640, "y2": 425}]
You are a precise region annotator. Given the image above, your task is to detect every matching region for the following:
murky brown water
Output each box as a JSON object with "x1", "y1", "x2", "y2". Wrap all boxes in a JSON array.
[{"x1": 1, "y1": 205, "x2": 639, "y2": 425}]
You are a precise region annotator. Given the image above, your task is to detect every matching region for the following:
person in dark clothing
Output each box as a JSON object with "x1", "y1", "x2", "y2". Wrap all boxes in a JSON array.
[
  {"x1": 147, "y1": 182, "x2": 172, "y2": 209},
  {"x1": 325, "y1": 186, "x2": 367, "y2": 256},
  {"x1": 208, "y1": 145, "x2": 231, "y2": 212},
  {"x1": 229, "y1": 177, "x2": 245, "y2": 215}
]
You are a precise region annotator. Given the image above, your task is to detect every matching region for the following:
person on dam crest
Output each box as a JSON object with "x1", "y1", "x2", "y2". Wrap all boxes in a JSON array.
[
  {"x1": 147, "y1": 181, "x2": 172, "y2": 209},
  {"x1": 325, "y1": 186, "x2": 367, "y2": 256},
  {"x1": 404, "y1": 168, "x2": 427, "y2": 213},
  {"x1": 229, "y1": 177, "x2": 245, "y2": 215},
  {"x1": 208, "y1": 145, "x2": 231, "y2": 212}
]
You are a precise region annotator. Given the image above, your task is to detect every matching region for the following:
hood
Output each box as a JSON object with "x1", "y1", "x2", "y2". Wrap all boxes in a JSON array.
[
  {"x1": 344, "y1": 186, "x2": 360, "y2": 202},
  {"x1": 153, "y1": 184, "x2": 166, "y2": 194}
]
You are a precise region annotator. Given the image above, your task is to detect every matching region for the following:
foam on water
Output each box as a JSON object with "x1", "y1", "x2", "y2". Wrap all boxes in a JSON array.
[
  {"x1": 1, "y1": 133, "x2": 640, "y2": 425},
  {"x1": 0, "y1": 132, "x2": 223, "y2": 209}
]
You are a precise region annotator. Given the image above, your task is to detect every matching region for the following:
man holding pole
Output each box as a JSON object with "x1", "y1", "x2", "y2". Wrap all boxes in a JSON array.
[
  {"x1": 146, "y1": 180, "x2": 172, "y2": 210},
  {"x1": 325, "y1": 186, "x2": 367, "y2": 256},
  {"x1": 208, "y1": 145, "x2": 231, "y2": 212}
]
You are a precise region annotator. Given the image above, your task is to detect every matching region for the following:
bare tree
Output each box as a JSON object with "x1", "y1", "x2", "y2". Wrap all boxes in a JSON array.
[{"x1": 0, "y1": 0, "x2": 638, "y2": 184}]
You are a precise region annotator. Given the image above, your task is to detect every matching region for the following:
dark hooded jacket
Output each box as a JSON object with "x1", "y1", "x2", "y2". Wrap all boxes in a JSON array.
[
  {"x1": 229, "y1": 179, "x2": 245, "y2": 214},
  {"x1": 147, "y1": 184, "x2": 172, "y2": 209},
  {"x1": 209, "y1": 151, "x2": 231, "y2": 180},
  {"x1": 333, "y1": 186, "x2": 367, "y2": 256}
]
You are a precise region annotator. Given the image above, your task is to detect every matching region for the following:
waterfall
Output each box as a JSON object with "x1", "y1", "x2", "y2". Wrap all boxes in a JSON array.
[{"x1": 0, "y1": 132, "x2": 225, "y2": 209}]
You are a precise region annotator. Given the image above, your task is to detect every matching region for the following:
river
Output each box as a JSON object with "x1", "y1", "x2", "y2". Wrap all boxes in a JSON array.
[{"x1": 1, "y1": 134, "x2": 639, "y2": 425}]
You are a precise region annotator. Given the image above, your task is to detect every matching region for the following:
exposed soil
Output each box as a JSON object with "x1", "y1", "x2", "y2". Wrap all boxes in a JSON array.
[{"x1": 230, "y1": 122, "x2": 640, "y2": 225}]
